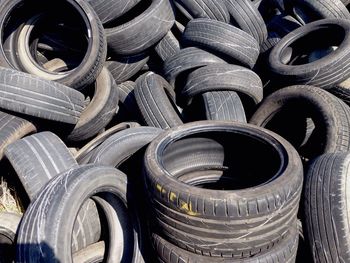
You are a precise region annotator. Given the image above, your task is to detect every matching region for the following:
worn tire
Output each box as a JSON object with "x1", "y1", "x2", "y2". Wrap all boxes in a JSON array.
[
  {"x1": 201, "y1": 91, "x2": 247, "y2": 122},
  {"x1": 87, "y1": 0, "x2": 142, "y2": 25},
  {"x1": 182, "y1": 64, "x2": 263, "y2": 112},
  {"x1": 105, "y1": 0, "x2": 175, "y2": 55},
  {"x1": 16, "y1": 165, "x2": 144, "y2": 263},
  {"x1": 269, "y1": 18, "x2": 350, "y2": 89},
  {"x1": 163, "y1": 47, "x2": 226, "y2": 87},
  {"x1": 0, "y1": 111, "x2": 36, "y2": 159},
  {"x1": 153, "y1": 224, "x2": 299, "y2": 262},
  {"x1": 106, "y1": 54, "x2": 149, "y2": 84},
  {"x1": 75, "y1": 122, "x2": 140, "y2": 164},
  {"x1": 224, "y1": 0, "x2": 268, "y2": 44},
  {"x1": 304, "y1": 152, "x2": 350, "y2": 263},
  {"x1": 1, "y1": 0, "x2": 107, "y2": 90},
  {"x1": 4, "y1": 132, "x2": 102, "y2": 253},
  {"x1": 90, "y1": 126, "x2": 163, "y2": 167},
  {"x1": 155, "y1": 30, "x2": 181, "y2": 62},
  {"x1": 135, "y1": 72, "x2": 183, "y2": 129},
  {"x1": 250, "y1": 85, "x2": 350, "y2": 162},
  {"x1": 0, "y1": 67, "x2": 85, "y2": 124},
  {"x1": 144, "y1": 121, "x2": 303, "y2": 258},
  {"x1": 68, "y1": 67, "x2": 119, "y2": 141},
  {"x1": 182, "y1": 18, "x2": 260, "y2": 68},
  {"x1": 173, "y1": 0, "x2": 230, "y2": 22}
]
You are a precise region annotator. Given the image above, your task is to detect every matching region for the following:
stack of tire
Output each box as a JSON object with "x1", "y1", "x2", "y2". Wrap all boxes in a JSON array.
[{"x1": 0, "y1": 0, "x2": 349, "y2": 262}]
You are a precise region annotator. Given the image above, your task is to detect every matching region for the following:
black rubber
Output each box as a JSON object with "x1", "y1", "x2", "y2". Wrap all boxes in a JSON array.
[
  {"x1": 144, "y1": 121, "x2": 303, "y2": 258},
  {"x1": 90, "y1": 126, "x2": 163, "y2": 167},
  {"x1": 106, "y1": 53, "x2": 149, "y2": 84},
  {"x1": 0, "y1": 0, "x2": 107, "y2": 90},
  {"x1": 182, "y1": 64, "x2": 263, "y2": 111},
  {"x1": 0, "y1": 111, "x2": 36, "y2": 159},
  {"x1": 225, "y1": 0, "x2": 268, "y2": 45},
  {"x1": 173, "y1": 0, "x2": 230, "y2": 22},
  {"x1": 152, "y1": 223, "x2": 299, "y2": 262},
  {"x1": 182, "y1": 18, "x2": 260, "y2": 68},
  {"x1": 163, "y1": 47, "x2": 226, "y2": 87},
  {"x1": 201, "y1": 91, "x2": 247, "y2": 122},
  {"x1": 75, "y1": 123, "x2": 140, "y2": 166},
  {"x1": 72, "y1": 241, "x2": 105, "y2": 263},
  {"x1": 67, "y1": 67, "x2": 119, "y2": 141},
  {"x1": 87, "y1": 0, "x2": 142, "y2": 24},
  {"x1": 268, "y1": 18, "x2": 350, "y2": 89},
  {"x1": 134, "y1": 72, "x2": 183, "y2": 129},
  {"x1": 329, "y1": 80, "x2": 350, "y2": 105},
  {"x1": 304, "y1": 152, "x2": 350, "y2": 263},
  {"x1": 16, "y1": 165, "x2": 144, "y2": 262},
  {"x1": 155, "y1": 30, "x2": 181, "y2": 62},
  {"x1": 267, "y1": 14, "x2": 302, "y2": 38},
  {"x1": 250, "y1": 85, "x2": 350, "y2": 162},
  {"x1": 0, "y1": 212, "x2": 21, "y2": 263},
  {"x1": 105, "y1": 0, "x2": 175, "y2": 55},
  {"x1": 0, "y1": 67, "x2": 85, "y2": 124},
  {"x1": 4, "y1": 132, "x2": 102, "y2": 253}
]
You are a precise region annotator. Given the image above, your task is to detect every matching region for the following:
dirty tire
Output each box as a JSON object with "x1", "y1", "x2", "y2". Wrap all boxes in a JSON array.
[
  {"x1": 163, "y1": 47, "x2": 226, "y2": 87},
  {"x1": 106, "y1": 54, "x2": 149, "y2": 84},
  {"x1": 250, "y1": 85, "x2": 350, "y2": 161},
  {"x1": 68, "y1": 67, "x2": 119, "y2": 141},
  {"x1": 105, "y1": 0, "x2": 175, "y2": 55},
  {"x1": 16, "y1": 165, "x2": 144, "y2": 263},
  {"x1": 144, "y1": 121, "x2": 303, "y2": 258},
  {"x1": 135, "y1": 72, "x2": 183, "y2": 129},
  {"x1": 304, "y1": 152, "x2": 350, "y2": 263},
  {"x1": 182, "y1": 18, "x2": 260, "y2": 68},
  {"x1": 90, "y1": 126, "x2": 163, "y2": 167},
  {"x1": 4, "y1": 132, "x2": 102, "y2": 253},
  {"x1": 155, "y1": 31, "x2": 181, "y2": 62},
  {"x1": 225, "y1": 0, "x2": 268, "y2": 44},
  {"x1": 0, "y1": 212, "x2": 21, "y2": 263},
  {"x1": 0, "y1": 111, "x2": 36, "y2": 159},
  {"x1": 0, "y1": 67, "x2": 85, "y2": 124},
  {"x1": 201, "y1": 91, "x2": 247, "y2": 122},
  {"x1": 269, "y1": 18, "x2": 350, "y2": 89}
]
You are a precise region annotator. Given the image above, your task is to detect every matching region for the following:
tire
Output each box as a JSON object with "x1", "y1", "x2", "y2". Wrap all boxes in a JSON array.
[
  {"x1": 0, "y1": 212, "x2": 21, "y2": 263},
  {"x1": 224, "y1": 0, "x2": 268, "y2": 45},
  {"x1": 201, "y1": 91, "x2": 247, "y2": 122},
  {"x1": 289, "y1": 0, "x2": 350, "y2": 24},
  {"x1": 106, "y1": 53, "x2": 149, "y2": 84},
  {"x1": 1, "y1": 0, "x2": 107, "y2": 90},
  {"x1": 4, "y1": 132, "x2": 102, "y2": 253},
  {"x1": 89, "y1": 126, "x2": 163, "y2": 167},
  {"x1": 105, "y1": 0, "x2": 175, "y2": 55},
  {"x1": 268, "y1": 18, "x2": 350, "y2": 89},
  {"x1": 155, "y1": 30, "x2": 181, "y2": 62},
  {"x1": 0, "y1": 67, "x2": 85, "y2": 125},
  {"x1": 182, "y1": 18, "x2": 260, "y2": 68},
  {"x1": 134, "y1": 72, "x2": 183, "y2": 129},
  {"x1": 328, "y1": 79, "x2": 350, "y2": 105},
  {"x1": 86, "y1": 0, "x2": 142, "y2": 25},
  {"x1": 182, "y1": 64, "x2": 263, "y2": 112},
  {"x1": 0, "y1": 111, "x2": 36, "y2": 159},
  {"x1": 74, "y1": 122, "x2": 140, "y2": 164},
  {"x1": 304, "y1": 152, "x2": 350, "y2": 263},
  {"x1": 152, "y1": 224, "x2": 299, "y2": 262},
  {"x1": 260, "y1": 32, "x2": 281, "y2": 54},
  {"x1": 72, "y1": 241, "x2": 105, "y2": 263},
  {"x1": 250, "y1": 85, "x2": 350, "y2": 162},
  {"x1": 67, "y1": 67, "x2": 119, "y2": 141},
  {"x1": 163, "y1": 47, "x2": 226, "y2": 87},
  {"x1": 16, "y1": 165, "x2": 144, "y2": 263},
  {"x1": 173, "y1": 0, "x2": 230, "y2": 22},
  {"x1": 144, "y1": 121, "x2": 303, "y2": 258}
]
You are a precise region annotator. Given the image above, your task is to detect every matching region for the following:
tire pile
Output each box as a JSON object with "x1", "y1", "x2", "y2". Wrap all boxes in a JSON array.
[{"x1": 0, "y1": 0, "x2": 350, "y2": 262}]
